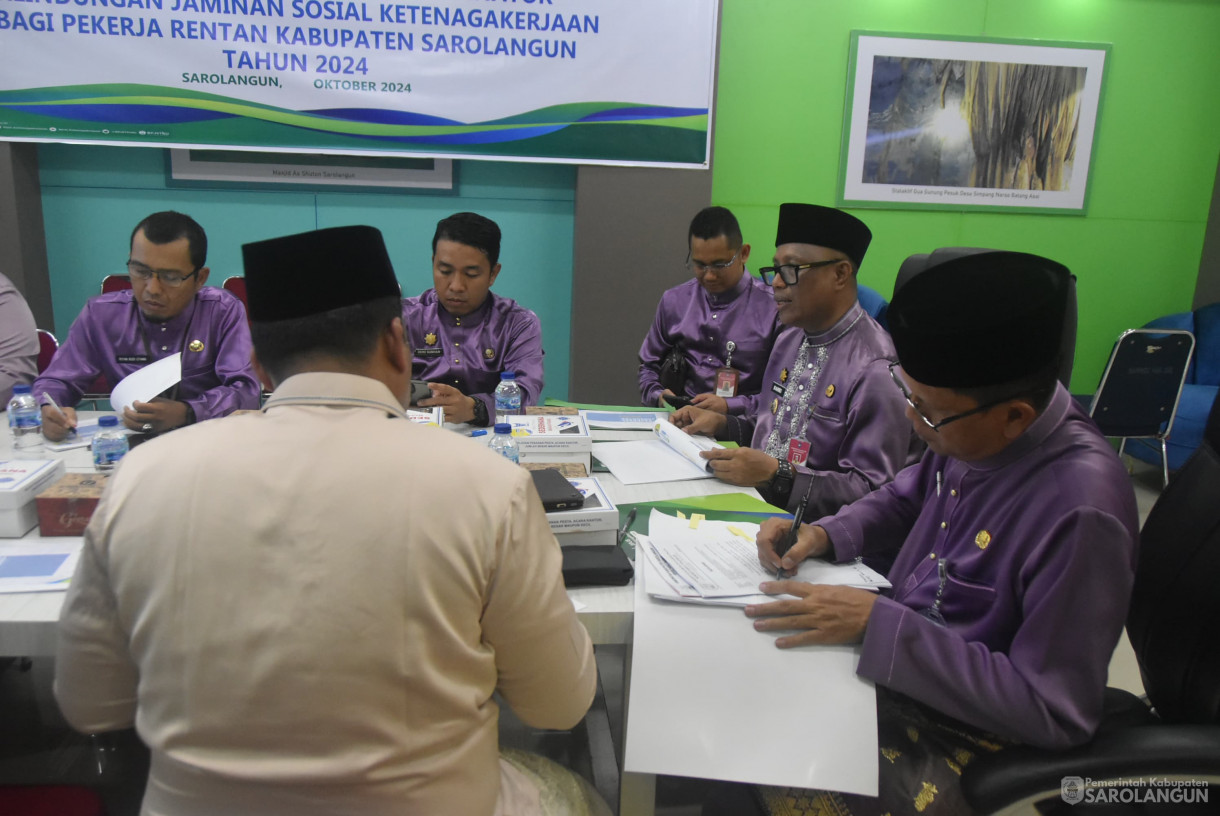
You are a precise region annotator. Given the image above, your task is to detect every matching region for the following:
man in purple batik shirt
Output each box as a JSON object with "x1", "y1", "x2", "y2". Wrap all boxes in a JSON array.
[
  {"x1": 35, "y1": 211, "x2": 260, "y2": 441},
  {"x1": 673, "y1": 204, "x2": 920, "y2": 521},
  {"x1": 638, "y1": 206, "x2": 783, "y2": 414},
  {"x1": 402, "y1": 212, "x2": 544, "y2": 427},
  {"x1": 729, "y1": 250, "x2": 1140, "y2": 816}
]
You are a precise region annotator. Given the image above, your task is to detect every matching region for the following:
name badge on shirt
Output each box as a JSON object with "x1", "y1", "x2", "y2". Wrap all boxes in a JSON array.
[
  {"x1": 771, "y1": 381, "x2": 786, "y2": 397},
  {"x1": 786, "y1": 439, "x2": 810, "y2": 467},
  {"x1": 714, "y1": 367, "x2": 740, "y2": 397},
  {"x1": 116, "y1": 354, "x2": 150, "y2": 364},
  {"x1": 415, "y1": 348, "x2": 442, "y2": 359}
]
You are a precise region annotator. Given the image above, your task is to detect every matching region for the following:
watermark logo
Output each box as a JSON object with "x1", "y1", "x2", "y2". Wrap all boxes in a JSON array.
[{"x1": 1060, "y1": 777, "x2": 1210, "y2": 805}]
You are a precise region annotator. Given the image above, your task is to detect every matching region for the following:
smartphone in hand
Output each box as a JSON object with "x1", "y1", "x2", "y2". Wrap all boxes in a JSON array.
[
  {"x1": 409, "y1": 380, "x2": 431, "y2": 405},
  {"x1": 662, "y1": 393, "x2": 693, "y2": 409}
]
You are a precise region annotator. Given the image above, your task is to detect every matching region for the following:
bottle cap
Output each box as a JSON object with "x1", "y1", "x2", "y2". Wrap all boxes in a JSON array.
[
  {"x1": 500, "y1": 372, "x2": 516, "y2": 380},
  {"x1": 12, "y1": 384, "x2": 31, "y2": 395},
  {"x1": 469, "y1": 429, "x2": 488, "y2": 438},
  {"x1": 99, "y1": 415, "x2": 119, "y2": 427},
  {"x1": 494, "y1": 423, "x2": 512, "y2": 434}
]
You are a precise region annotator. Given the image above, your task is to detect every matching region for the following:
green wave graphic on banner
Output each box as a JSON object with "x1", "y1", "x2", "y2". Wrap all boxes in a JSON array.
[{"x1": 0, "y1": 84, "x2": 708, "y2": 164}]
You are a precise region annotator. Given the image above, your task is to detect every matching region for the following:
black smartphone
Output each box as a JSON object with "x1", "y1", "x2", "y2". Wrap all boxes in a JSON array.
[
  {"x1": 409, "y1": 380, "x2": 431, "y2": 405},
  {"x1": 662, "y1": 393, "x2": 693, "y2": 409},
  {"x1": 530, "y1": 468, "x2": 586, "y2": 512}
]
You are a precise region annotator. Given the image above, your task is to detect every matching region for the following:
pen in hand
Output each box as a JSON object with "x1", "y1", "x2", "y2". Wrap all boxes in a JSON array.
[
  {"x1": 41, "y1": 391, "x2": 75, "y2": 436},
  {"x1": 774, "y1": 494, "x2": 809, "y2": 579}
]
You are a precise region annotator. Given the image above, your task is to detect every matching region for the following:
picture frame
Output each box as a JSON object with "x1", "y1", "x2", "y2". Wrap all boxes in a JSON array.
[{"x1": 838, "y1": 32, "x2": 1109, "y2": 214}]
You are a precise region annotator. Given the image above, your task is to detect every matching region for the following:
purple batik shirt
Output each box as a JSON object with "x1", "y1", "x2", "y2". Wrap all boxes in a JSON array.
[
  {"x1": 817, "y1": 385, "x2": 1139, "y2": 749},
  {"x1": 33, "y1": 288, "x2": 260, "y2": 421},
  {"x1": 723, "y1": 302, "x2": 921, "y2": 519},
  {"x1": 638, "y1": 273, "x2": 782, "y2": 414},
  {"x1": 402, "y1": 290, "x2": 544, "y2": 417}
]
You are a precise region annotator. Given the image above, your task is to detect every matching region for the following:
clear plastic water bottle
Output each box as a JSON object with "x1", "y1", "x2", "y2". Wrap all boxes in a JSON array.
[
  {"x1": 92, "y1": 415, "x2": 129, "y2": 472},
  {"x1": 7, "y1": 384, "x2": 42, "y2": 449},
  {"x1": 488, "y1": 422, "x2": 520, "y2": 464},
  {"x1": 493, "y1": 372, "x2": 522, "y2": 424}
]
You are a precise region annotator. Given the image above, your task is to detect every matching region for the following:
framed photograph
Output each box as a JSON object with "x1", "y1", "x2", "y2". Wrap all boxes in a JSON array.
[
  {"x1": 838, "y1": 32, "x2": 1109, "y2": 214},
  {"x1": 169, "y1": 149, "x2": 453, "y2": 192}
]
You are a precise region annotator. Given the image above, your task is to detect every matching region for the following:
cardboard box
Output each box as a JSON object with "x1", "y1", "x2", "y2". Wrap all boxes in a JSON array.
[
  {"x1": 36, "y1": 473, "x2": 109, "y2": 536},
  {"x1": 0, "y1": 459, "x2": 67, "y2": 537},
  {"x1": 548, "y1": 477, "x2": 618, "y2": 547},
  {"x1": 508, "y1": 415, "x2": 592, "y2": 470}
]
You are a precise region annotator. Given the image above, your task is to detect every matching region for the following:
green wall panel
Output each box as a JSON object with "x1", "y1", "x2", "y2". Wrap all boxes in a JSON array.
[{"x1": 712, "y1": 0, "x2": 1220, "y2": 394}]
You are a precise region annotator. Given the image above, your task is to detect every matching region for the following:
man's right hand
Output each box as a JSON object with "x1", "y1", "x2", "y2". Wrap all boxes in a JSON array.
[
  {"x1": 40, "y1": 404, "x2": 78, "y2": 442},
  {"x1": 669, "y1": 404, "x2": 728, "y2": 437},
  {"x1": 756, "y1": 517, "x2": 832, "y2": 575}
]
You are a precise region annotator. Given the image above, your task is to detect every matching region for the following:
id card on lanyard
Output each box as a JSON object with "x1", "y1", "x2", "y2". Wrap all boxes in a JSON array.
[
  {"x1": 786, "y1": 438, "x2": 810, "y2": 467},
  {"x1": 714, "y1": 340, "x2": 740, "y2": 397}
]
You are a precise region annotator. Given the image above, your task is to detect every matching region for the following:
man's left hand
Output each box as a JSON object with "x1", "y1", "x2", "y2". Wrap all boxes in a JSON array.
[
  {"x1": 419, "y1": 383, "x2": 476, "y2": 424},
  {"x1": 700, "y1": 447, "x2": 779, "y2": 487},
  {"x1": 744, "y1": 583, "x2": 878, "y2": 647},
  {"x1": 123, "y1": 398, "x2": 190, "y2": 435}
]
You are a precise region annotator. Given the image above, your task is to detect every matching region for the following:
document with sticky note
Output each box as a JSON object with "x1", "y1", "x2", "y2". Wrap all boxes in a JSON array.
[{"x1": 640, "y1": 509, "x2": 888, "y2": 605}]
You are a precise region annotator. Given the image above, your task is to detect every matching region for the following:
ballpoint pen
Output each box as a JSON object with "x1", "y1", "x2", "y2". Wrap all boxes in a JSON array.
[
  {"x1": 616, "y1": 507, "x2": 638, "y2": 547},
  {"x1": 41, "y1": 391, "x2": 76, "y2": 436},
  {"x1": 774, "y1": 493, "x2": 809, "y2": 579}
]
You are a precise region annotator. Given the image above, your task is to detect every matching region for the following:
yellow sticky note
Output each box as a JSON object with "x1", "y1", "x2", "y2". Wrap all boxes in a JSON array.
[
  {"x1": 689, "y1": 513, "x2": 705, "y2": 529},
  {"x1": 676, "y1": 511, "x2": 686, "y2": 520},
  {"x1": 727, "y1": 525, "x2": 752, "y2": 541}
]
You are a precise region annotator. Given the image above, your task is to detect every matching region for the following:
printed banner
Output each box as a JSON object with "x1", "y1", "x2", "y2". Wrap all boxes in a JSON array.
[{"x1": 0, "y1": 0, "x2": 717, "y2": 167}]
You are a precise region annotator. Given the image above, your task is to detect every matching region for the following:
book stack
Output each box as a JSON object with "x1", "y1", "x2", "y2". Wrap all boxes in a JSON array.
[
  {"x1": 0, "y1": 459, "x2": 67, "y2": 537},
  {"x1": 508, "y1": 414, "x2": 592, "y2": 470},
  {"x1": 546, "y1": 477, "x2": 618, "y2": 547}
]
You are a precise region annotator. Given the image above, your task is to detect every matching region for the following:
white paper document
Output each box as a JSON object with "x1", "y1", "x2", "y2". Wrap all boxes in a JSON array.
[
  {"x1": 625, "y1": 551, "x2": 880, "y2": 796},
  {"x1": 109, "y1": 352, "x2": 183, "y2": 413},
  {"x1": 641, "y1": 509, "x2": 889, "y2": 605},
  {"x1": 0, "y1": 542, "x2": 81, "y2": 594},
  {"x1": 591, "y1": 422, "x2": 723, "y2": 485}
]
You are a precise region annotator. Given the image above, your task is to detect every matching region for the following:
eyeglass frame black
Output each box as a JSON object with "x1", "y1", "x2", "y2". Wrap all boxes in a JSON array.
[
  {"x1": 685, "y1": 247, "x2": 742, "y2": 274},
  {"x1": 758, "y1": 258, "x2": 847, "y2": 286},
  {"x1": 125, "y1": 260, "x2": 201, "y2": 288},
  {"x1": 887, "y1": 362, "x2": 1025, "y2": 432}
]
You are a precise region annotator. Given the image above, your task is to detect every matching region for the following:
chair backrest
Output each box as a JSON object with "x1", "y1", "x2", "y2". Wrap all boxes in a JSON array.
[
  {"x1": 892, "y1": 247, "x2": 1078, "y2": 387},
  {"x1": 101, "y1": 274, "x2": 132, "y2": 294},
  {"x1": 222, "y1": 276, "x2": 250, "y2": 326},
  {"x1": 1127, "y1": 394, "x2": 1220, "y2": 724},
  {"x1": 1089, "y1": 328, "x2": 1195, "y2": 439},
  {"x1": 856, "y1": 283, "x2": 889, "y2": 329},
  {"x1": 35, "y1": 329, "x2": 58, "y2": 374}
]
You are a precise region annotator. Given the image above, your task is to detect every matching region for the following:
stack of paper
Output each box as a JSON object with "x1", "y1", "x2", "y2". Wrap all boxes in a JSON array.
[
  {"x1": 579, "y1": 410, "x2": 667, "y2": 430},
  {"x1": 640, "y1": 509, "x2": 889, "y2": 606},
  {"x1": 590, "y1": 421, "x2": 722, "y2": 485},
  {"x1": 0, "y1": 542, "x2": 81, "y2": 593}
]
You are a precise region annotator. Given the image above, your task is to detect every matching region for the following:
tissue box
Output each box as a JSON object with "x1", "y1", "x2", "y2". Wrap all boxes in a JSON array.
[
  {"x1": 0, "y1": 459, "x2": 67, "y2": 537},
  {"x1": 36, "y1": 473, "x2": 109, "y2": 536}
]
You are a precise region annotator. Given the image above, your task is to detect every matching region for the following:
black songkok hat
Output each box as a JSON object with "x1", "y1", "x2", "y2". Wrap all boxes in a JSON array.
[
  {"x1": 887, "y1": 250, "x2": 1070, "y2": 388},
  {"x1": 242, "y1": 226, "x2": 401, "y2": 322},
  {"x1": 774, "y1": 203, "x2": 873, "y2": 269}
]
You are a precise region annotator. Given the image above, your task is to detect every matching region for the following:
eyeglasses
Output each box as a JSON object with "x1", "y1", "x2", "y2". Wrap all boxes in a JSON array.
[
  {"x1": 686, "y1": 248, "x2": 742, "y2": 274},
  {"x1": 758, "y1": 258, "x2": 846, "y2": 286},
  {"x1": 126, "y1": 261, "x2": 199, "y2": 288},
  {"x1": 888, "y1": 363, "x2": 1021, "y2": 432}
]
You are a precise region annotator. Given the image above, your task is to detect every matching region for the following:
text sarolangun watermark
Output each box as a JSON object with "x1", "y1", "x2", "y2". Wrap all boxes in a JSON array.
[{"x1": 1061, "y1": 776, "x2": 1210, "y2": 805}]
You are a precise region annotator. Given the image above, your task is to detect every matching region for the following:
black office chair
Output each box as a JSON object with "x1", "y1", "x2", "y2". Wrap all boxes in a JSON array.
[
  {"x1": 1089, "y1": 328, "x2": 1195, "y2": 488},
  {"x1": 893, "y1": 248, "x2": 1078, "y2": 388},
  {"x1": 961, "y1": 395, "x2": 1220, "y2": 815}
]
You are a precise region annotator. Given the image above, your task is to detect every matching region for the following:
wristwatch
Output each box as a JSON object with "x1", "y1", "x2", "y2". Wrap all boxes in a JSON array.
[
  {"x1": 766, "y1": 459, "x2": 795, "y2": 505},
  {"x1": 471, "y1": 397, "x2": 490, "y2": 427}
]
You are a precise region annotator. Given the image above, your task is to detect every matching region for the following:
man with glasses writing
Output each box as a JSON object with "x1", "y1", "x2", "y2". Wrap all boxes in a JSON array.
[
  {"x1": 35, "y1": 211, "x2": 260, "y2": 440},
  {"x1": 713, "y1": 252, "x2": 1139, "y2": 816},
  {"x1": 638, "y1": 206, "x2": 782, "y2": 412},
  {"x1": 672, "y1": 203, "x2": 919, "y2": 520}
]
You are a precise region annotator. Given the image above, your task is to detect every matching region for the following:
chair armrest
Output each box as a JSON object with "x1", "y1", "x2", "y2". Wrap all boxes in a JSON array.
[{"x1": 961, "y1": 725, "x2": 1220, "y2": 814}]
